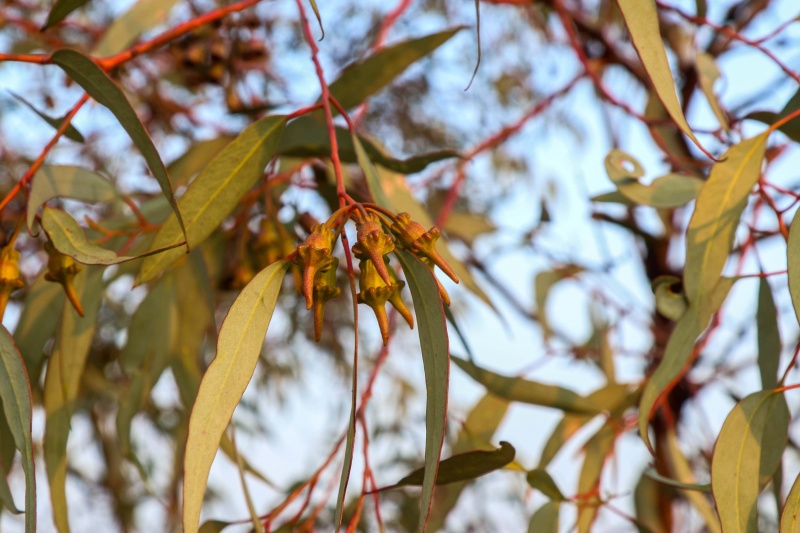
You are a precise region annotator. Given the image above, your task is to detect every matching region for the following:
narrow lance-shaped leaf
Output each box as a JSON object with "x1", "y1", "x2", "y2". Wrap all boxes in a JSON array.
[
  {"x1": 50, "y1": 49, "x2": 186, "y2": 240},
  {"x1": 787, "y1": 210, "x2": 800, "y2": 327},
  {"x1": 616, "y1": 0, "x2": 708, "y2": 155},
  {"x1": 634, "y1": 473, "x2": 667, "y2": 533},
  {"x1": 527, "y1": 468, "x2": 565, "y2": 501},
  {"x1": 577, "y1": 423, "x2": 617, "y2": 533},
  {"x1": 10, "y1": 92, "x2": 84, "y2": 143},
  {"x1": 138, "y1": 115, "x2": 286, "y2": 284},
  {"x1": 0, "y1": 408, "x2": 22, "y2": 515},
  {"x1": 528, "y1": 501, "x2": 560, "y2": 533},
  {"x1": 781, "y1": 472, "x2": 800, "y2": 533},
  {"x1": 13, "y1": 274, "x2": 64, "y2": 375},
  {"x1": 452, "y1": 355, "x2": 599, "y2": 414},
  {"x1": 712, "y1": 390, "x2": 789, "y2": 533},
  {"x1": 27, "y1": 165, "x2": 116, "y2": 235},
  {"x1": 394, "y1": 248, "x2": 450, "y2": 533},
  {"x1": 0, "y1": 326, "x2": 35, "y2": 533},
  {"x1": 757, "y1": 278, "x2": 781, "y2": 390},
  {"x1": 182, "y1": 261, "x2": 289, "y2": 533},
  {"x1": 43, "y1": 0, "x2": 91, "y2": 29},
  {"x1": 684, "y1": 133, "x2": 767, "y2": 303},
  {"x1": 639, "y1": 277, "x2": 735, "y2": 451},
  {"x1": 696, "y1": 52, "x2": 730, "y2": 132},
  {"x1": 93, "y1": 0, "x2": 181, "y2": 57}
]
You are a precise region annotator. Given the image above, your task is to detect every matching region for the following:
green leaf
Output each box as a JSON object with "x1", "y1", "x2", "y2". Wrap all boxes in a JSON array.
[
  {"x1": 327, "y1": 28, "x2": 463, "y2": 111},
  {"x1": 168, "y1": 136, "x2": 235, "y2": 188},
  {"x1": 616, "y1": 0, "x2": 706, "y2": 155},
  {"x1": 748, "y1": 89, "x2": 800, "y2": 143},
  {"x1": 452, "y1": 355, "x2": 599, "y2": 414},
  {"x1": 591, "y1": 190, "x2": 636, "y2": 206},
  {"x1": 10, "y1": 92, "x2": 85, "y2": 142},
  {"x1": 634, "y1": 473, "x2": 667, "y2": 533},
  {"x1": 577, "y1": 423, "x2": 617, "y2": 533},
  {"x1": 137, "y1": 115, "x2": 286, "y2": 284},
  {"x1": 442, "y1": 212, "x2": 495, "y2": 246},
  {"x1": 604, "y1": 149, "x2": 704, "y2": 208},
  {"x1": 182, "y1": 261, "x2": 288, "y2": 533},
  {"x1": 0, "y1": 326, "x2": 35, "y2": 533},
  {"x1": 199, "y1": 520, "x2": 233, "y2": 533},
  {"x1": 781, "y1": 472, "x2": 800, "y2": 533},
  {"x1": 695, "y1": 52, "x2": 729, "y2": 132},
  {"x1": 757, "y1": 278, "x2": 781, "y2": 390},
  {"x1": 43, "y1": 267, "x2": 104, "y2": 533},
  {"x1": 380, "y1": 441, "x2": 514, "y2": 490},
  {"x1": 712, "y1": 390, "x2": 789, "y2": 533},
  {"x1": 0, "y1": 407, "x2": 22, "y2": 515},
  {"x1": 638, "y1": 277, "x2": 734, "y2": 451},
  {"x1": 535, "y1": 265, "x2": 583, "y2": 340},
  {"x1": 93, "y1": 0, "x2": 181, "y2": 57},
  {"x1": 43, "y1": 0, "x2": 91, "y2": 29},
  {"x1": 28, "y1": 165, "x2": 117, "y2": 234},
  {"x1": 527, "y1": 501, "x2": 560, "y2": 533},
  {"x1": 394, "y1": 248, "x2": 450, "y2": 533},
  {"x1": 526, "y1": 468, "x2": 565, "y2": 501},
  {"x1": 788, "y1": 210, "x2": 800, "y2": 328},
  {"x1": 13, "y1": 274, "x2": 65, "y2": 378},
  {"x1": 51, "y1": 49, "x2": 186, "y2": 240},
  {"x1": 306, "y1": 0, "x2": 324, "y2": 39},
  {"x1": 643, "y1": 470, "x2": 710, "y2": 492},
  {"x1": 684, "y1": 133, "x2": 767, "y2": 304}
]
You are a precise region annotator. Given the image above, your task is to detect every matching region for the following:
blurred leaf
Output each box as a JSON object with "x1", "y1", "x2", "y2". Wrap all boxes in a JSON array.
[
  {"x1": 394, "y1": 248, "x2": 450, "y2": 533},
  {"x1": 577, "y1": 423, "x2": 617, "y2": 532},
  {"x1": 527, "y1": 501, "x2": 560, "y2": 533},
  {"x1": 617, "y1": 0, "x2": 706, "y2": 154},
  {"x1": 42, "y1": 207, "x2": 183, "y2": 265},
  {"x1": 757, "y1": 278, "x2": 781, "y2": 390},
  {"x1": 182, "y1": 261, "x2": 289, "y2": 533},
  {"x1": 93, "y1": 0, "x2": 181, "y2": 57},
  {"x1": 643, "y1": 470, "x2": 710, "y2": 492},
  {"x1": 684, "y1": 133, "x2": 767, "y2": 304},
  {"x1": 712, "y1": 390, "x2": 789, "y2": 532},
  {"x1": 43, "y1": 0, "x2": 91, "y2": 29},
  {"x1": 605, "y1": 149, "x2": 703, "y2": 208},
  {"x1": 43, "y1": 267, "x2": 103, "y2": 533},
  {"x1": 526, "y1": 468, "x2": 565, "y2": 501},
  {"x1": 14, "y1": 274, "x2": 65, "y2": 377},
  {"x1": 788, "y1": 210, "x2": 800, "y2": 328},
  {"x1": 199, "y1": 520, "x2": 232, "y2": 533},
  {"x1": 0, "y1": 407, "x2": 22, "y2": 515},
  {"x1": 138, "y1": 115, "x2": 286, "y2": 284},
  {"x1": 28, "y1": 165, "x2": 116, "y2": 235},
  {"x1": 353, "y1": 132, "x2": 392, "y2": 209},
  {"x1": 328, "y1": 28, "x2": 463, "y2": 111},
  {"x1": 634, "y1": 473, "x2": 667, "y2": 533},
  {"x1": 638, "y1": 277, "x2": 734, "y2": 451},
  {"x1": 748, "y1": 89, "x2": 800, "y2": 143},
  {"x1": 306, "y1": 0, "x2": 323, "y2": 38},
  {"x1": 10, "y1": 92, "x2": 84, "y2": 142},
  {"x1": 379, "y1": 441, "x2": 514, "y2": 490},
  {"x1": 452, "y1": 355, "x2": 598, "y2": 414},
  {"x1": 443, "y1": 212, "x2": 496, "y2": 245},
  {"x1": 695, "y1": 53, "x2": 729, "y2": 132},
  {"x1": 535, "y1": 265, "x2": 583, "y2": 340},
  {"x1": 51, "y1": 49, "x2": 186, "y2": 239},
  {"x1": 219, "y1": 434, "x2": 275, "y2": 488},
  {"x1": 781, "y1": 472, "x2": 800, "y2": 532},
  {"x1": 168, "y1": 136, "x2": 235, "y2": 188},
  {"x1": 652, "y1": 276, "x2": 688, "y2": 322},
  {"x1": 591, "y1": 190, "x2": 636, "y2": 205},
  {"x1": 0, "y1": 325, "x2": 35, "y2": 532}
]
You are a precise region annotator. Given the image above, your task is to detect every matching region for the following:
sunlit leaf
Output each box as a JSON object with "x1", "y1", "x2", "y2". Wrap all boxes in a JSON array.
[
  {"x1": 182, "y1": 261, "x2": 289, "y2": 533},
  {"x1": 451, "y1": 355, "x2": 599, "y2": 414},
  {"x1": 378, "y1": 441, "x2": 514, "y2": 491},
  {"x1": 638, "y1": 277, "x2": 734, "y2": 451},
  {"x1": 577, "y1": 423, "x2": 617, "y2": 532},
  {"x1": 528, "y1": 501, "x2": 560, "y2": 533},
  {"x1": 43, "y1": 0, "x2": 91, "y2": 29},
  {"x1": 684, "y1": 133, "x2": 767, "y2": 303},
  {"x1": 27, "y1": 165, "x2": 116, "y2": 234},
  {"x1": 327, "y1": 28, "x2": 463, "y2": 111},
  {"x1": 757, "y1": 278, "x2": 780, "y2": 390},
  {"x1": 394, "y1": 248, "x2": 450, "y2": 532},
  {"x1": 526, "y1": 468, "x2": 565, "y2": 501},
  {"x1": 781, "y1": 472, "x2": 800, "y2": 533},
  {"x1": 535, "y1": 265, "x2": 583, "y2": 340},
  {"x1": 93, "y1": 0, "x2": 181, "y2": 57},
  {"x1": 51, "y1": 49, "x2": 186, "y2": 239},
  {"x1": 43, "y1": 267, "x2": 104, "y2": 533},
  {"x1": 695, "y1": 53, "x2": 729, "y2": 132},
  {"x1": 616, "y1": 0, "x2": 707, "y2": 155},
  {"x1": 0, "y1": 325, "x2": 35, "y2": 532},
  {"x1": 137, "y1": 115, "x2": 286, "y2": 284},
  {"x1": 10, "y1": 92, "x2": 84, "y2": 142},
  {"x1": 711, "y1": 390, "x2": 789, "y2": 532}
]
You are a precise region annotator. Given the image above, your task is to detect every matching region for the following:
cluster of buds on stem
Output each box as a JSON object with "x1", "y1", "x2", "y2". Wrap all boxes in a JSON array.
[
  {"x1": 44, "y1": 240, "x2": 84, "y2": 316},
  {"x1": 0, "y1": 237, "x2": 24, "y2": 321},
  {"x1": 293, "y1": 205, "x2": 458, "y2": 345}
]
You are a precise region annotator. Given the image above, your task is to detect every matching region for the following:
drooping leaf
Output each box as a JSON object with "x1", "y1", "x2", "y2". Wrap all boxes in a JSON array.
[
  {"x1": 394, "y1": 248, "x2": 450, "y2": 533},
  {"x1": 43, "y1": 267, "x2": 104, "y2": 533},
  {"x1": 684, "y1": 133, "x2": 767, "y2": 304},
  {"x1": 0, "y1": 407, "x2": 22, "y2": 515},
  {"x1": 526, "y1": 468, "x2": 565, "y2": 501},
  {"x1": 306, "y1": 0, "x2": 324, "y2": 38},
  {"x1": 695, "y1": 52, "x2": 729, "y2": 132},
  {"x1": 43, "y1": 0, "x2": 91, "y2": 29},
  {"x1": 788, "y1": 211, "x2": 800, "y2": 327},
  {"x1": 168, "y1": 136, "x2": 235, "y2": 188},
  {"x1": 604, "y1": 149, "x2": 704, "y2": 208},
  {"x1": 616, "y1": 0, "x2": 707, "y2": 155},
  {"x1": 379, "y1": 442, "x2": 514, "y2": 491},
  {"x1": 27, "y1": 165, "x2": 117, "y2": 234},
  {"x1": 451, "y1": 355, "x2": 599, "y2": 414},
  {"x1": 757, "y1": 278, "x2": 781, "y2": 390},
  {"x1": 711, "y1": 390, "x2": 789, "y2": 532},
  {"x1": 9, "y1": 92, "x2": 84, "y2": 142},
  {"x1": 781, "y1": 472, "x2": 800, "y2": 533},
  {"x1": 527, "y1": 501, "x2": 560, "y2": 533},
  {"x1": 0, "y1": 326, "x2": 35, "y2": 533},
  {"x1": 634, "y1": 473, "x2": 667, "y2": 533},
  {"x1": 327, "y1": 28, "x2": 463, "y2": 111},
  {"x1": 13, "y1": 274, "x2": 65, "y2": 377},
  {"x1": 535, "y1": 265, "x2": 583, "y2": 340},
  {"x1": 638, "y1": 277, "x2": 734, "y2": 451},
  {"x1": 643, "y1": 470, "x2": 710, "y2": 492},
  {"x1": 93, "y1": 0, "x2": 181, "y2": 57},
  {"x1": 137, "y1": 115, "x2": 286, "y2": 284},
  {"x1": 748, "y1": 89, "x2": 800, "y2": 143},
  {"x1": 182, "y1": 261, "x2": 289, "y2": 533},
  {"x1": 577, "y1": 422, "x2": 617, "y2": 533},
  {"x1": 51, "y1": 49, "x2": 186, "y2": 239}
]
